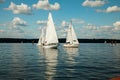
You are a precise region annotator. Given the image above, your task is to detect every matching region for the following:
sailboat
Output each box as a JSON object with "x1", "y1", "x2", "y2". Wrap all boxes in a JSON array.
[
  {"x1": 43, "y1": 12, "x2": 59, "y2": 48},
  {"x1": 104, "y1": 40, "x2": 107, "y2": 43},
  {"x1": 63, "y1": 22, "x2": 79, "y2": 48},
  {"x1": 37, "y1": 27, "x2": 45, "y2": 46}
]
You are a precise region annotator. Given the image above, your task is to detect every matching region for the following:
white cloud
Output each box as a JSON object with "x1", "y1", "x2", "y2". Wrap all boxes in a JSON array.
[
  {"x1": 0, "y1": 17, "x2": 28, "y2": 38},
  {"x1": 61, "y1": 19, "x2": 84, "y2": 27},
  {"x1": 5, "y1": 2, "x2": 32, "y2": 15},
  {"x1": 0, "y1": 17, "x2": 28, "y2": 28},
  {"x1": 83, "y1": 24, "x2": 114, "y2": 32},
  {"x1": 7, "y1": 28, "x2": 26, "y2": 38},
  {"x1": 36, "y1": 20, "x2": 47, "y2": 25},
  {"x1": 113, "y1": 21, "x2": 120, "y2": 30},
  {"x1": 82, "y1": 0, "x2": 105, "y2": 7},
  {"x1": 99, "y1": 25, "x2": 113, "y2": 31},
  {"x1": 71, "y1": 19, "x2": 85, "y2": 24},
  {"x1": 33, "y1": 0, "x2": 60, "y2": 10},
  {"x1": 0, "y1": 19, "x2": 39, "y2": 38},
  {"x1": 82, "y1": 24, "x2": 118, "y2": 38},
  {"x1": 57, "y1": 27, "x2": 67, "y2": 38},
  {"x1": 96, "y1": 6, "x2": 120, "y2": 13},
  {"x1": 85, "y1": 24, "x2": 98, "y2": 30},
  {"x1": 113, "y1": 21, "x2": 120, "y2": 27},
  {"x1": 12, "y1": 17, "x2": 28, "y2": 27},
  {"x1": 0, "y1": 29, "x2": 5, "y2": 33}
]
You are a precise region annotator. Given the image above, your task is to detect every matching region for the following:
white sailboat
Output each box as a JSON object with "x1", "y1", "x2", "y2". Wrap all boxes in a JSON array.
[
  {"x1": 37, "y1": 27, "x2": 45, "y2": 46},
  {"x1": 104, "y1": 40, "x2": 107, "y2": 43},
  {"x1": 63, "y1": 22, "x2": 79, "y2": 48},
  {"x1": 43, "y1": 12, "x2": 59, "y2": 48}
]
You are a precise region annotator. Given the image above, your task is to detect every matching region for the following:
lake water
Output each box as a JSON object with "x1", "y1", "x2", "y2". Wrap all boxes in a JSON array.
[{"x1": 0, "y1": 43, "x2": 120, "y2": 80}]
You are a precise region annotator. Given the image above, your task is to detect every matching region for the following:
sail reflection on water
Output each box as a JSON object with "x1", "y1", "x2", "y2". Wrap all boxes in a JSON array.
[
  {"x1": 64, "y1": 48, "x2": 79, "y2": 64},
  {"x1": 63, "y1": 48, "x2": 79, "y2": 78},
  {"x1": 38, "y1": 47, "x2": 58, "y2": 80}
]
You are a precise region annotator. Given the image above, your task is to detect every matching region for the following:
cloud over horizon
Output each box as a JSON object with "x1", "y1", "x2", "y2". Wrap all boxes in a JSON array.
[
  {"x1": 71, "y1": 19, "x2": 85, "y2": 24},
  {"x1": 113, "y1": 21, "x2": 120, "y2": 30},
  {"x1": 5, "y1": 2, "x2": 32, "y2": 15},
  {"x1": 96, "y1": 6, "x2": 120, "y2": 13},
  {"x1": 36, "y1": 20, "x2": 47, "y2": 25},
  {"x1": 33, "y1": 0, "x2": 60, "y2": 10},
  {"x1": 12, "y1": 17, "x2": 28, "y2": 27},
  {"x1": 0, "y1": 18, "x2": 27, "y2": 38},
  {"x1": 82, "y1": 0, "x2": 105, "y2": 7}
]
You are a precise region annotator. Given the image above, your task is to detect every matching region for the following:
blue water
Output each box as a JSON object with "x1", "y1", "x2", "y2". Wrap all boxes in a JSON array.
[{"x1": 0, "y1": 43, "x2": 120, "y2": 80}]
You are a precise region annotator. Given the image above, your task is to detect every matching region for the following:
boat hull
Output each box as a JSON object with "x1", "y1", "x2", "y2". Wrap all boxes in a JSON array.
[
  {"x1": 43, "y1": 44, "x2": 58, "y2": 49},
  {"x1": 63, "y1": 44, "x2": 79, "y2": 48},
  {"x1": 37, "y1": 44, "x2": 43, "y2": 48},
  {"x1": 37, "y1": 43, "x2": 44, "y2": 47},
  {"x1": 37, "y1": 44, "x2": 42, "y2": 46}
]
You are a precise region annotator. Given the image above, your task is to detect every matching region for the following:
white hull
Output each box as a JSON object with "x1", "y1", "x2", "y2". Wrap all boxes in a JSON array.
[
  {"x1": 37, "y1": 43, "x2": 44, "y2": 46},
  {"x1": 43, "y1": 44, "x2": 58, "y2": 49},
  {"x1": 37, "y1": 44, "x2": 43, "y2": 47},
  {"x1": 63, "y1": 43, "x2": 79, "y2": 48},
  {"x1": 37, "y1": 44, "x2": 41, "y2": 46}
]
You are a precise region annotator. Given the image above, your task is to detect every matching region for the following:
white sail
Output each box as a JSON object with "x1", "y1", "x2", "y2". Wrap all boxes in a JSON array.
[
  {"x1": 64, "y1": 22, "x2": 79, "y2": 48},
  {"x1": 66, "y1": 26, "x2": 72, "y2": 44},
  {"x1": 70, "y1": 24, "x2": 79, "y2": 44},
  {"x1": 65, "y1": 48, "x2": 79, "y2": 64},
  {"x1": 66, "y1": 23, "x2": 79, "y2": 44},
  {"x1": 37, "y1": 28, "x2": 45, "y2": 46},
  {"x1": 45, "y1": 12, "x2": 58, "y2": 45}
]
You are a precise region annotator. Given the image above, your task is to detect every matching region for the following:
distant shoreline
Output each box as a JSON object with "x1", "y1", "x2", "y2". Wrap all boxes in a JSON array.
[{"x1": 0, "y1": 38, "x2": 120, "y2": 43}]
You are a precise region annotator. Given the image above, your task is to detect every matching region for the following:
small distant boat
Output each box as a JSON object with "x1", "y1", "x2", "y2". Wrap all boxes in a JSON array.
[
  {"x1": 37, "y1": 12, "x2": 59, "y2": 49},
  {"x1": 104, "y1": 40, "x2": 107, "y2": 43},
  {"x1": 63, "y1": 22, "x2": 79, "y2": 48}
]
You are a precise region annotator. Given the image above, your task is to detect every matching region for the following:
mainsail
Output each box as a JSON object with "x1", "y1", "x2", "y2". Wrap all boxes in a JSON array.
[
  {"x1": 66, "y1": 23, "x2": 79, "y2": 44},
  {"x1": 37, "y1": 28, "x2": 45, "y2": 45},
  {"x1": 45, "y1": 12, "x2": 58, "y2": 45}
]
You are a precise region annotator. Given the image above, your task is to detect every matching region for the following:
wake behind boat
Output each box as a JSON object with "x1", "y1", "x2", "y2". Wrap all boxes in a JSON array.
[{"x1": 63, "y1": 22, "x2": 79, "y2": 48}]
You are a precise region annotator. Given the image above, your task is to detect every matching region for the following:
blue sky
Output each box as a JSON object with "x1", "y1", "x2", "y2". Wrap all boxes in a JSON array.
[{"x1": 0, "y1": 0, "x2": 120, "y2": 39}]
